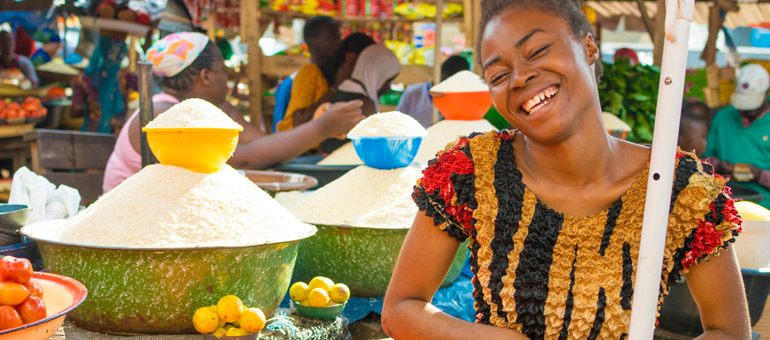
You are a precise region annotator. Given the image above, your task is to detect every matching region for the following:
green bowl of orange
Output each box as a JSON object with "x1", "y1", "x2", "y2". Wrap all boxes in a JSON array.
[{"x1": 290, "y1": 276, "x2": 349, "y2": 320}]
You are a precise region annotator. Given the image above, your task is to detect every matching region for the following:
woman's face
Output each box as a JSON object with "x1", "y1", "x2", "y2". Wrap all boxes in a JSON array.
[
  {"x1": 207, "y1": 52, "x2": 229, "y2": 104},
  {"x1": 480, "y1": 7, "x2": 600, "y2": 143}
]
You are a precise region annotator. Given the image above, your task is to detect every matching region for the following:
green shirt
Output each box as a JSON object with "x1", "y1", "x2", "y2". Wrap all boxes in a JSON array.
[{"x1": 704, "y1": 96, "x2": 770, "y2": 208}]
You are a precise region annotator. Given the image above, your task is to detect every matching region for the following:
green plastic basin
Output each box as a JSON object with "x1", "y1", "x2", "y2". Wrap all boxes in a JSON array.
[
  {"x1": 293, "y1": 224, "x2": 468, "y2": 297},
  {"x1": 21, "y1": 219, "x2": 316, "y2": 334}
]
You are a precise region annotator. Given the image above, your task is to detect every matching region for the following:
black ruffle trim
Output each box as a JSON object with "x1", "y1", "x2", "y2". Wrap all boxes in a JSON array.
[
  {"x1": 413, "y1": 186, "x2": 470, "y2": 242},
  {"x1": 600, "y1": 199, "x2": 624, "y2": 256},
  {"x1": 470, "y1": 226, "x2": 492, "y2": 324},
  {"x1": 513, "y1": 202, "x2": 564, "y2": 340},
  {"x1": 558, "y1": 245, "x2": 579, "y2": 340},
  {"x1": 587, "y1": 287, "x2": 606, "y2": 340},
  {"x1": 621, "y1": 242, "x2": 634, "y2": 310},
  {"x1": 488, "y1": 137, "x2": 524, "y2": 322},
  {"x1": 669, "y1": 155, "x2": 699, "y2": 213}
]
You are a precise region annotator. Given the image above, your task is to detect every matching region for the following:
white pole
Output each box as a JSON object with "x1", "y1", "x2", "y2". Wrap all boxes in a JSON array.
[{"x1": 628, "y1": 0, "x2": 694, "y2": 339}]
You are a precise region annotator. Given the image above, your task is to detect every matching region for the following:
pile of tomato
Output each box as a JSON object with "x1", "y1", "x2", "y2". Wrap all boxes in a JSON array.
[
  {"x1": 0, "y1": 256, "x2": 46, "y2": 331},
  {"x1": 0, "y1": 97, "x2": 47, "y2": 123}
]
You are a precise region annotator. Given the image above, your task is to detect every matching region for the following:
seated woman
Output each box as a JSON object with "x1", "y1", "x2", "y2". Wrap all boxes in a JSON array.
[
  {"x1": 381, "y1": 1, "x2": 750, "y2": 339},
  {"x1": 320, "y1": 44, "x2": 401, "y2": 152},
  {"x1": 103, "y1": 32, "x2": 364, "y2": 193},
  {"x1": 286, "y1": 33, "x2": 376, "y2": 131}
]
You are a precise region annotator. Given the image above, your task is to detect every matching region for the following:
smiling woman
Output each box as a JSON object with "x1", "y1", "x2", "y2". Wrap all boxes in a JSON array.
[{"x1": 381, "y1": 0, "x2": 751, "y2": 339}]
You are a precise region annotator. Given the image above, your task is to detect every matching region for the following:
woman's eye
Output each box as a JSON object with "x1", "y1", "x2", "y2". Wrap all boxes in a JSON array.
[
  {"x1": 489, "y1": 72, "x2": 508, "y2": 85},
  {"x1": 529, "y1": 44, "x2": 551, "y2": 59}
]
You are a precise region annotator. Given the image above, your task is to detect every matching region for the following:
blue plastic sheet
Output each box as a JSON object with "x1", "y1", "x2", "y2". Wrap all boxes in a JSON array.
[{"x1": 280, "y1": 259, "x2": 476, "y2": 323}]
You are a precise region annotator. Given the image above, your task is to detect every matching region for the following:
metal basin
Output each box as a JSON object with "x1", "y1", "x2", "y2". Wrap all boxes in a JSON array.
[
  {"x1": 21, "y1": 219, "x2": 316, "y2": 334},
  {"x1": 0, "y1": 204, "x2": 32, "y2": 246},
  {"x1": 293, "y1": 223, "x2": 468, "y2": 297},
  {"x1": 240, "y1": 170, "x2": 318, "y2": 197}
]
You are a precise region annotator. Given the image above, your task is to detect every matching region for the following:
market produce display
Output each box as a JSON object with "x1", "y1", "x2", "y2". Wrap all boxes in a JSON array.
[
  {"x1": 732, "y1": 201, "x2": 770, "y2": 269},
  {"x1": 29, "y1": 164, "x2": 311, "y2": 248},
  {"x1": 347, "y1": 111, "x2": 426, "y2": 138},
  {"x1": 290, "y1": 276, "x2": 350, "y2": 307},
  {"x1": 95, "y1": 0, "x2": 151, "y2": 25},
  {"x1": 318, "y1": 119, "x2": 496, "y2": 165},
  {"x1": 0, "y1": 256, "x2": 46, "y2": 331},
  {"x1": 285, "y1": 164, "x2": 422, "y2": 228},
  {"x1": 598, "y1": 59, "x2": 661, "y2": 143},
  {"x1": 0, "y1": 97, "x2": 47, "y2": 125},
  {"x1": 192, "y1": 294, "x2": 266, "y2": 337}
]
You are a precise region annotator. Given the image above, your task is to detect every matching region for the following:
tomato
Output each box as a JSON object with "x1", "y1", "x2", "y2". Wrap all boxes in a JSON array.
[
  {"x1": 0, "y1": 282, "x2": 29, "y2": 306},
  {"x1": 22, "y1": 280, "x2": 42, "y2": 298},
  {"x1": 0, "y1": 256, "x2": 33, "y2": 284},
  {"x1": 0, "y1": 305, "x2": 23, "y2": 331},
  {"x1": 16, "y1": 296, "x2": 46, "y2": 324}
]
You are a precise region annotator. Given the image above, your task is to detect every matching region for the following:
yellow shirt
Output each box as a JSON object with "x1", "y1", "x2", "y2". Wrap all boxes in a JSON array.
[{"x1": 277, "y1": 63, "x2": 328, "y2": 132}]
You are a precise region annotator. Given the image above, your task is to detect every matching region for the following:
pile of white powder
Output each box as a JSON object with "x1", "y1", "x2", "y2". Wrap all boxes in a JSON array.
[
  {"x1": 145, "y1": 98, "x2": 243, "y2": 130},
  {"x1": 285, "y1": 165, "x2": 423, "y2": 229},
  {"x1": 347, "y1": 111, "x2": 427, "y2": 138},
  {"x1": 319, "y1": 119, "x2": 497, "y2": 165},
  {"x1": 430, "y1": 70, "x2": 488, "y2": 93},
  {"x1": 29, "y1": 165, "x2": 313, "y2": 248}
]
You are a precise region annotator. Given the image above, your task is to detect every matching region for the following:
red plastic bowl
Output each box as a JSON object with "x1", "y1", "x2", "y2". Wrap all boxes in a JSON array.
[
  {"x1": 0, "y1": 272, "x2": 87, "y2": 340},
  {"x1": 431, "y1": 91, "x2": 492, "y2": 121}
]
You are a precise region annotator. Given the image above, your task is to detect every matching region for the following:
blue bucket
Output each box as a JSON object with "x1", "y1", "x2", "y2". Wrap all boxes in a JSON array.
[{"x1": 350, "y1": 136, "x2": 423, "y2": 170}]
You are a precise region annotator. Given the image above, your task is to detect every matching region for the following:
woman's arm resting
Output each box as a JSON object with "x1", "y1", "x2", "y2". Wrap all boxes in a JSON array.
[
  {"x1": 687, "y1": 245, "x2": 751, "y2": 340},
  {"x1": 381, "y1": 212, "x2": 529, "y2": 340}
]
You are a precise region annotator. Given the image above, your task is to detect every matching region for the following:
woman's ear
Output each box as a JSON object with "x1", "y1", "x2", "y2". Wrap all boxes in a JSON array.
[
  {"x1": 584, "y1": 33, "x2": 600, "y2": 65},
  {"x1": 199, "y1": 68, "x2": 212, "y2": 87}
]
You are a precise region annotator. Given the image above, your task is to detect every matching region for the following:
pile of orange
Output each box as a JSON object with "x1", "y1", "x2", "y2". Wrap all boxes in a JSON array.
[
  {"x1": 0, "y1": 256, "x2": 46, "y2": 331},
  {"x1": 0, "y1": 97, "x2": 47, "y2": 123}
]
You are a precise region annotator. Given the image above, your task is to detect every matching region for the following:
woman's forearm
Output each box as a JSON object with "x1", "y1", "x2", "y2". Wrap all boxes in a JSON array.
[
  {"x1": 695, "y1": 329, "x2": 748, "y2": 340},
  {"x1": 382, "y1": 298, "x2": 529, "y2": 340},
  {"x1": 228, "y1": 119, "x2": 326, "y2": 169}
]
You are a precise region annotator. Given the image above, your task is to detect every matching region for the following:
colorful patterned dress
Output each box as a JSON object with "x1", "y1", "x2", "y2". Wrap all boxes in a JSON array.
[{"x1": 412, "y1": 130, "x2": 742, "y2": 340}]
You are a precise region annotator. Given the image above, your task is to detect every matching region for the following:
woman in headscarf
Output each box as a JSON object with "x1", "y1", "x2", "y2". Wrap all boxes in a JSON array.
[
  {"x1": 103, "y1": 32, "x2": 364, "y2": 193},
  {"x1": 332, "y1": 44, "x2": 401, "y2": 117},
  {"x1": 317, "y1": 44, "x2": 401, "y2": 153}
]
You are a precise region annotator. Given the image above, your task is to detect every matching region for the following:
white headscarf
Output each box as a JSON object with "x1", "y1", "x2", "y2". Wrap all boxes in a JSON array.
[{"x1": 337, "y1": 44, "x2": 401, "y2": 112}]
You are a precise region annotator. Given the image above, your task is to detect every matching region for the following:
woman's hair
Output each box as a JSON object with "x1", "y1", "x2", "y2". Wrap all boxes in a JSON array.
[
  {"x1": 477, "y1": 0, "x2": 602, "y2": 81},
  {"x1": 161, "y1": 40, "x2": 219, "y2": 91},
  {"x1": 320, "y1": 33, "x2": 376, "y2": 85}
]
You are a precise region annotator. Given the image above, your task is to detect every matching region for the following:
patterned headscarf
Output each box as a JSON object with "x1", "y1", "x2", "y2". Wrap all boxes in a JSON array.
[
  {"x1": 146, "y1": 32, "x2": 210, "y2": 77},
  {"x1": 337, "y1": 44, "x2": 401, "y2": 112}
]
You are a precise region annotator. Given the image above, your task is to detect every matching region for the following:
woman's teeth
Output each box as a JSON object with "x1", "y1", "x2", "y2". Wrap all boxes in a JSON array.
[{"x1": 522, "y1": 87, "x2": 559, "y2": 114}]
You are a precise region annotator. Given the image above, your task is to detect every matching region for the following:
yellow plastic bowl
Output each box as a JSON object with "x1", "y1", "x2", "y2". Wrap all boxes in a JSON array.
[{"x1": 142, "y1": 127, "x2": 241, "y2": 173}]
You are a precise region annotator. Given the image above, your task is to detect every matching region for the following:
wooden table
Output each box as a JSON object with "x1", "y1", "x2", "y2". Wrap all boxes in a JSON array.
[{"x1": 0, "y1": 123, "x2": 36, "y2": 172}]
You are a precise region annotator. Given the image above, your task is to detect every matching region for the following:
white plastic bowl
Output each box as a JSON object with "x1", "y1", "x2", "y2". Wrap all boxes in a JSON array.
[{"x1": 734, "y1": 220, "x2": 770, "y2": 269}]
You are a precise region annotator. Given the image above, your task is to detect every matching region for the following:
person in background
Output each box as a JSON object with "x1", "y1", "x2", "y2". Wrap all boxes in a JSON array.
[
  {"x1": 397, "y1": 55, "x2": 470, "y2": 127},
  {"x1": 30, "y1": 28, "x2": 62, "y2": 66},
  {"x1": 275, "y1": 16, "x2": 342, "y2": 132},
  {"x1": 678, "y1": 100, "x2": 709, "y2": 157},
  {"x1": 321, "y1": 44, "x2": 401, "y2": 153},
  {"x1": 0, "y1": 31, "x2": 39, "y2": 88},
  {"x1": 382, "y1": 0, "x2": 749, "y2": 338},
  {"x1": 683, "y1": 97, "x2": 712, "y2": 128},
  {"x1": 13, "y1": 27, "x2": 35, "y2": 58},
  {"x1": 70, "y1": 34, "x2": 135, "y2": 132},
  {"x1": 103, "y1": 32, "x2": 363, "y2": 193},
  {"x1": 321, "y1": 32, "x2": 376, "y2": 88},
  {"x1": 284, "y1": 32, "x2": 377, "y2": 133},
  {"x1": 704, "y1": 63, "x2": 770, "y2": 209}
]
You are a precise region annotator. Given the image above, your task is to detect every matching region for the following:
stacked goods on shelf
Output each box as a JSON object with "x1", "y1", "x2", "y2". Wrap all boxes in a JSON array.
[{"x1": 95, "y1": 0, "x2": 151, "y2": 25}]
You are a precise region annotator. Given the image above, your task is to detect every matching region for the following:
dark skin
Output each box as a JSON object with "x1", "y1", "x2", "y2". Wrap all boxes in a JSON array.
[
  {"x1": 382, "y1": 7, "x2": 750, "y2": 340},
  {"x1": 0, "y1": 31, "x2": 14, "y2": 67},
  {"x1": 289, "y1": 21, "x2": 342, "y2": 127},
  {"x1": 127, "y1": 47, "x2": 364, "y2": 169},
  {"x1": 679, "y1": 118, "x2": 708, "y2": 157},
  {"x1": 714, "y1": 98, "x2": 770, "y2": 180}
]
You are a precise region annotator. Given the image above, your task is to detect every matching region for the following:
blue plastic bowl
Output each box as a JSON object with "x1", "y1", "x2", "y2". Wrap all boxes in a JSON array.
[{"x1": 350, "y1": 136, "x2": 423, "y2": 170}]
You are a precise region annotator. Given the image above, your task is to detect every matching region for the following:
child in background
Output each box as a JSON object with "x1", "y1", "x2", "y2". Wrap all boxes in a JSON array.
[{"x1": 678, "y1": 100, "x2": 710, "y2": 157}]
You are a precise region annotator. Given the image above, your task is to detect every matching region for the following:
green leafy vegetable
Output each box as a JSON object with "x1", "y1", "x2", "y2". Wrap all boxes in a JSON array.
[{"x1": 598, "y1": 59, "x2": 661, "y2": 143}]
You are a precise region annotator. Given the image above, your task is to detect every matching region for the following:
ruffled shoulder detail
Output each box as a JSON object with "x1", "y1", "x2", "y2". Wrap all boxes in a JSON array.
[
  {"x1": 665, "y1": 150, "x2": 742, "y2": 281},
  {"x1": 412, "y1": 131, "x2": 508, "y2": 242}
]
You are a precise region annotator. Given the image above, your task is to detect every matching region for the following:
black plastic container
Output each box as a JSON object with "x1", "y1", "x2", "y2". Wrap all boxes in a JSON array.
[
  {"x1": 0, "y1": 240, "x2": 43, "y2": 269},
  {"x1": 658, "y1": 269, "x2": 770, "y2": 336}
]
